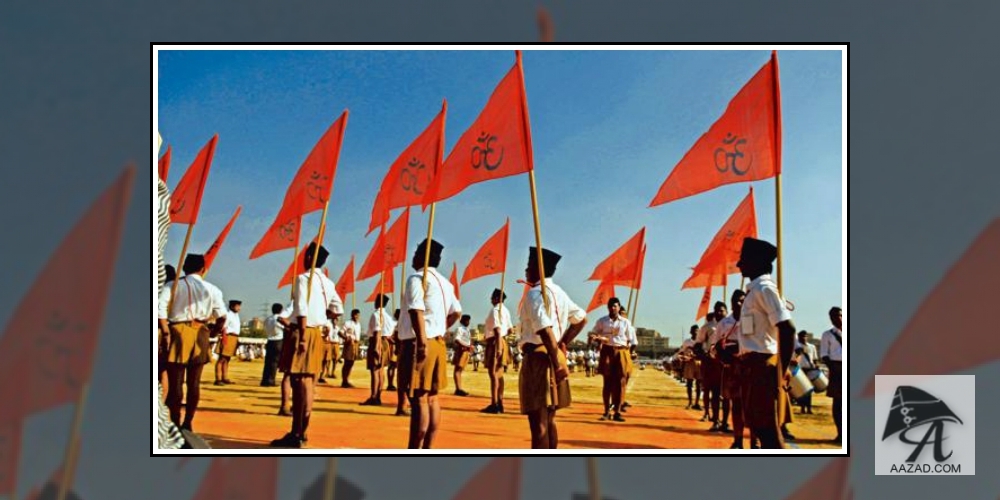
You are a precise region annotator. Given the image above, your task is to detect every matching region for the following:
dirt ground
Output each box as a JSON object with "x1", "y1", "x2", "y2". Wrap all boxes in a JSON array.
[{"x1": 178, "y1": 358, "x2": 841, "y2": 450}]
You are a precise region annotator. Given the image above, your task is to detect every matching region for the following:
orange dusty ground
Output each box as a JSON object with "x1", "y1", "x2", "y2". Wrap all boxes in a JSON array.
[{"x1": 179, "y1": 359, "x2": 841, "y2": 450}]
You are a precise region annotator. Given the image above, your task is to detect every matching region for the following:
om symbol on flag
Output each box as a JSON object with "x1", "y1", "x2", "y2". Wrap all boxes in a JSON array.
[
  {"x1": 472, "y1": 132, "x2": 504, "y2": 171},
  {"x1": 169, "y1": 198, "x2": 186, "y2": 216},
  {"x1": 483, "y1": 251, "x2": 497, "y2": 271},
  {"x1": 278, "y1": 219, "x2": 297, "y2": 242},
  {"x1": 384, "y1": 244, "x2": 396, "y2": 264},
  {"x1": 306, "y1": 170, "x2": 330, "y2": 202},
  {"x1": 714, "y1": 133, "x2": 753, "y2": 175},
  {"x1": 37, "y1": 311, "x2": 87, "y2": 391},
  {"x1": 401, "y1": 158, "x2": 428, "y2": 194}
]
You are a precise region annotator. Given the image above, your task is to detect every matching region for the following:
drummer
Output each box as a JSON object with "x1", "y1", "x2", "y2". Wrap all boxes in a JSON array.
[{"x1": 794, "y1": 331, "x2": 817, "y2": 414}]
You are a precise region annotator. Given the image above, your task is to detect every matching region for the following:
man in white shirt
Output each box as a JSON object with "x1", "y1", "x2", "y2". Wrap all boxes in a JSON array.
[
  {"x1": 398, "y1": 238, "x2": 462, "y2": 448},
  {"x1": 157, "y1": 254, "x2": 227, "y2": 431},
  {"x1": 361, "y1": 294, "x2": 396, "y2": 406},
  {"x1": 716, "y1": 290, "x2": 745, "y2": 446},
  {"x1": 214, "y1": 299, "x2": 241, "y2": 386},
  {"x1": 679, "y1": 325, "x2": 703, "y2": 410},
  {"x1": 701, "y1": 302, "x2": 727, "y2": 430},
  {"x1": 794, "y1": 330, "x2": 817, "y2": 415},
  {"x1": 820, "y1": 306, "x2": 843, "y2": 443},
  {"x1": 451, "y1": 315, "x2": 473, "y2": 397},
  {"x1": 694, "y1": 311, "x2": 719, "y2": 421},
  {"x1": 390, "y1": 308, "x2": 409, "y2": 416},
  {"x1": 339, "y1": 309, "x2": 362, "y2": 388},
  {"x1": 590, "y1": 297, "x2": 632, "y2": 422},
  {"x1": 158, "y1": 264, "x2": 176, "y2": 392},
  {"x1": 736, "y1": 237, "x2": 797, "y2": 449},
  {"x1": 518, "y1": 247, "x2": 588, "y2": 448},
  {"x1": 270, "y1": 243, "x2": 344, "y2": 448},
  {"x1": 482, "y1": 289, "x2": 513, "y2": 414}
]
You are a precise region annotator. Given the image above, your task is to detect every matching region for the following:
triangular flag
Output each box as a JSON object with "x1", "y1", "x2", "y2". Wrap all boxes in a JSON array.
[
  {"x1": 203, "y1": 205, "x2": 241, "y2": 274},
  {"x1": 169, "y1": 134, "x2": 218, "y2": 225},
  {"x1": 461, "y1": 218, "x2": 510, "y2": 284},
  {"x1": 336, "y1": 256, "x2": 356, "y2": 298},
  {"x1": 278, "y1": 234, "x2": 321, "y2": 289},
  {"x1": 650, "y1": 52, "x2": 781, "y2": 206},
  {"x1": 366, "y1": 271, "x2": 395, "y2": 303},
  {"x1": 425, "y1": 51, "x2": 533, "y2": 206},
  {"x1": 861, "y1": 219, "x2": 1000, "y2": 397},
  {"x1": 537, "y1": 6, "x2": 554, "y2": 42},
  {"x1": 158, "y1": 145, "x2": 172, "y2": 183},
  {"x1": 450, "y1": 457, "x2": 520, "y2": 500},
  {"x1": 356, "y1": 208, "x2": 410, "y2": 281},
  {"x1": 589, "y1": 227, "x2": 645, "y2": 283},
  {"x1": 587, "y1": 278, "x2": 617, "y2": 313},
  {"x1": 696, "y1": 285, "x2": 712, "y2": 321},
  {"x1": 250, "y1": 211, "x2": 302, "y2": 260},
  {"x1": 450, "y1": 262, "x2": 461, "y2": 301}
]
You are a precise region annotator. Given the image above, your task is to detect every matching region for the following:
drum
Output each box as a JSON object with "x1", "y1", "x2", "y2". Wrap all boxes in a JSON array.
[
  {"x1": 807, "y1": 368, "x2": 829, "y2": 393},
  {"x1": 788, "y1": 365, "x2": 813, "y2": 400}
]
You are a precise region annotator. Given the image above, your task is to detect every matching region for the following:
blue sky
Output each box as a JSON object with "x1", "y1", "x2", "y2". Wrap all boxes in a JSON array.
[{"x1": 156, "y1": 49, "x2": 842, "y2": 346}]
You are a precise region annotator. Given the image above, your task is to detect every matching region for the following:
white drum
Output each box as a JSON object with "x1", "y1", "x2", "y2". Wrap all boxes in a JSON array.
[
  {"x1": 788, "y1": 366, "x2": 813, "y2": 400},
  {"x1": 807, "y1": 368, "x2": 829, "y2": 393}
]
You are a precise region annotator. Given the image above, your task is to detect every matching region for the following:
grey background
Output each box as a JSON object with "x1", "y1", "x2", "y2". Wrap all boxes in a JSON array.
[
  {"x1": 874, "y1": 376, "x2": 975, "y2": 475},
  {"x1": 1, "y1": 1, "x2": 999, "y2": 499}
]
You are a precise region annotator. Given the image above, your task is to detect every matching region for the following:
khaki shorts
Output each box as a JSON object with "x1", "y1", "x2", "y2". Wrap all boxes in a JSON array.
[
  {"x1": 288, "y1": 326, "x2": 325, "y2": 376},
  {"x1": 367, "y1": 336, "x2": 391, "y2": 370},
  {"x1": 485, "y1": 336, "x2": 511, "y2": 370},
  {"x1": 452, "y1": 346, "x2": 471, "y2": 369},
  {"x1": 167, "y1": 321, "x2": 211, "y2": 365},
  {"x1": 518, "y1": 344, "x2": 571, "y2": 414},
  {"x1": 401, "y1": 337, "x2": 448, "y2": 396},
  {"x1": 741, "y1": 352, "x2": 782, "y2": 432},
  {"x1": 215, "y1": 334, "x2": 239, "y2": 358}
]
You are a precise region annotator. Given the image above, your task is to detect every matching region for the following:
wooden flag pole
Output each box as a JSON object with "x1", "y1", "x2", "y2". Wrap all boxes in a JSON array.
[
  {"x1": 307, "y1": 201, "x2": 331, "y2": 303},
  {"x1": 56, "y1": 384, "x2": 88, "y2": 500},
  {"x1": 771, "y1": 50, "x2": 784, "y2": 295},
  {"x1": 586, "y1": 457, "x2": 601, "y2": 500},
  {"x1": 625, "y1": 284, "x2": 635, "y2": 321},
  {"x1": 421, "y1": 203, "x2": 436, "y2": 291},
  {"x1": 290, "y1": 242, "x2": 300, "y2": 300},
  {"x1": 323, "y1": 457, "x2": 338, "y2": 500},
  {"x1": 166, "y1": 223, "x2": 196, "y2": 318},
  {"x1": 775, "y1": 174, "x2": 784, "y2": 294}
]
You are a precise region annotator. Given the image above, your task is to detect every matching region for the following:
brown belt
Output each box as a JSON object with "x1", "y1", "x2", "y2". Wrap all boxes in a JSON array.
[{"x1": 521, "y1": 343, "x2": 541, "y2": 354}]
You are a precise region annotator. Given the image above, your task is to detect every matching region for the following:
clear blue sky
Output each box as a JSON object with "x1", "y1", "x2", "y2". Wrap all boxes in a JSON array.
[{"x1": 157, "y1": 49, "x2": 842, "y2": 347}]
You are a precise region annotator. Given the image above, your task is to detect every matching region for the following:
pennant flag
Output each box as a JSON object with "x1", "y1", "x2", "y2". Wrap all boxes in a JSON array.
[
  {"x1": 589, "y1": 227, "x2": 646, "y2": 283},
  {"x1": 301, "y1": 472, "x2": 366, "y2": 500},
  {"x1": 368, "y1": 102, "x2": 446, "y2": 236},
  {"x1": 586, "y1": 278, "x2": 617, "y2": 313},
  {"x1": 0, "y1": 419, "x2": 22, "y2": 497},
  {"x1": 682, "y1": 188, "x2": 758, "y2": 288},
  {"x1": 250, "y1": 212, "x2": 302, "y2": 260},
  {"x1": 696, "y1": 285, "x2": 712, "y2": 321},
  {"x1": 169, "y1": 134, "x2": 218, "y2": 225},
  {"x1": 682, "y1": 268, "x2": 727, "y2": 289},
  {"x1": 781, "y1": 456, "x2": 850, "y2": 500},
  {"x1": 861, "y1": 219, "x2": 1000, "y2": 397},
  {"x1": 365, "y1": 271, "x2": 394, "y2": 303},
  {"x1": 203, "y1": 206, "x2": 241, "y2": 273},
  {"x1": 450, "y1": 262, "x2": 461, "y2": 301},
  {"x1": 356, "y1": 208, "x2": 410, "y2": 281},
  {"x1": 336, "y1": 256, "x2": 356, "y2": 298},
  {"x1": 450, "y1": 457, "x2": 521, "y2": 500},
  {"x1": 278, "y1": 234, "x2": 321, "y2": 289},
  {"x1": 158, "y1": 145, "x2": 172, "y2": 183},
  {"x1": 190, "y1": 458, "x2": 279, "y2": 500},
  {"x1": 0, "y1": 167, "x2": 133, "y2": 414},
  {"x1": 424, "y1": 51, "x2": 533, "y2": 206},
  {"x1": 650, "y1": 51, "x2": 781, "y2": 206},
  {"x1": 462, "y1": 218, "x2": 510, "y2": 285}
]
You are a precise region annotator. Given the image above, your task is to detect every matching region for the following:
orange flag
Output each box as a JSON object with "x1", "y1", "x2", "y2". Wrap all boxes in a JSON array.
[
  {"x1": 0, "y1": 418, "x2": 22, "y2": 497},
  {"x1": 682, "y1": 188, "x2": 758, "y2": 288},
  {"x1": 462, "y1": 218, "x2": 510, "y2": 284},
  {"x1": 203, "y1": 205, "x2": 241, "y2": 273},
  {"x1": 587, "y1": 278, "x2": 617, "y2": 313},
  {"x1": 696, "y1": 285, "x2": 712, "y2": 321},
  {"x1": 682, "y1": 267, "x2": 727, "y2": 289},
  {"x1": 277, "y1": 233, "x2": 320, "y2": 289},
  {"x1": 169, "y1": 134, "x2": 218, "y2": 225},
  {"x1": 366, "y1": 271, "x2": 395, "y2": 302},
  {"x1": 0, "y1": 167, "x2": 133, "y2": 414},
  {"x1": 425, "y1": 51, "x2": 533, "y2": 206},
  {"x1": 190, "y1": 458, "x2": 279, "y2": 500},
  {"x1": 589, "y1": 227, "x2": 646, "y2": 282},
  {"x1": 650, "y1": 52, "x2": 781, "y2": 206},
  {"x1": 357, "y1": 208, "x2": 410, "y2": 281},
  {"x1": 450, "y1": 457, "x2": 521, "y2": 500},
  {"x1": 861, "y1": 218, "x2": 1000, "y2": 397},
  {"x1": 336, "y1": 255, "x2": 355, "y2": 298},
  {"x1": 781, "y1": 456, "x2": 850, "y2": 500},
  {"x1": 250, "y1": 211, "x2": 301, "y2": 260},
  {"x1": 368, "y1": 101, "x2": 446, "y2": 235},
  {"x1": 158, "y1": 145, "x2": 172, "y2": 182},
  {"x1": 450, "y1": 262, "x2": 461, "y2": 301}
]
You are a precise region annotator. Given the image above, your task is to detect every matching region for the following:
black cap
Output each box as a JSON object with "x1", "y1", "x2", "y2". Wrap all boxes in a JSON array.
[
  {"x1": 492, "y1": 288, "x2": 507, "y2": 301},
  {"x1": 738, "y1": 237, "x2": 778, "y2": 267},
  {"x1": 229, "y1": 300, "x2": 242, "y2": 307},
  {"x1": 374, "y1": 294, "x2": 390, "y2": 308},
  {"x1": 415, "y1": 238, "x2": 443, "y2": 264},
  {"x1": 183, "y1": 254, "x2": 206, "y2": 274},
  {"x1": 304, "y1": 242, "x2": 330, "y2": 268},
  {"x1": 164, "y1": 264, "x2": 176, "y2": 283},
  {"x1": 528, "y1": 246, "x2": 561, "y2": 276}
]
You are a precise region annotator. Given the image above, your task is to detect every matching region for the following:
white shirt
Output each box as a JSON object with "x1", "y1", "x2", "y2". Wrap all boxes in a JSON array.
[
  {"x1": 342, "y1": 319, "x2": 361, "y2": 342},
  {"x1": 820, "y1": 327, "x2": 843, "y2": 361},
  {"x1": 628, "y1": 324, "x2": 638, "y2": 347},
  {"x1": 368, "y1": 309, "x2": 396, "y2": 339},
  {"x1": 696, "y1": 320, "x2": 717, "y2": 350},
  {"x1": 454, "y1": 325, "x2": 472, "y2": 347},
  {"x1": 264, "y1": 313, "x2": 285, "y2": 341},
  {"x1": 680, "y1": 338, "x2": 696, "y2": 356},
  {"x1": 157, "y1": 274, "x2": 226, "y2": 323},
  {"x1": 593, "y1": 315, "x2": 632, "y2": 347},
  {"x1": 483, "y1": 303, "x2": 513, "y2": 339},
  {"x1": 713, "y1": 315, "x2": 739, "y2": 346},
  {"x1": 291, "y1": 271, "x2": 344, "y2": 328},
  {"x1": 225, "y1": 310, "x2": 241, "y2": 335},
  {"x1": 797, "y1": 341, "x2": 818, "y2": 369},
  {"x1": 517, "y1": 281, "x2": 586, "y2": 347},
  {"x1": 398, "y1": 267, "x2": 462, "y2": 340},
  {"x1": 738, "y1": 274, "x2": 792, "y2": 355}
]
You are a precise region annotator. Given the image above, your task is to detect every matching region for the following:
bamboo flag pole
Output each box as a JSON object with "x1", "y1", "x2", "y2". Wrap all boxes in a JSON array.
[
  {"x1": 307, "y1": 201, "x2": 331, "y2": 303},
  {"x1": 586, "y1": 457, "x2": 601, "y2": 500},
  {"x1": 771, "y1": 50, "x2": 784, "y2": 295},
  {"x1": 322, "y1": 457, "x2": 338, "y2": 500},
  {"x1": 167, "y1": 223, "x2": 195, "y2": 317},
  {"x1": 55, "y1": 384, "x2": 89, "y2": 500}
]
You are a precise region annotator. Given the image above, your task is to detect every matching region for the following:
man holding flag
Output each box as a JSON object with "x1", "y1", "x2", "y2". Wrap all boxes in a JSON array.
[{"x1": 482, "y1": 288, "x2": 513, "y2": 414}]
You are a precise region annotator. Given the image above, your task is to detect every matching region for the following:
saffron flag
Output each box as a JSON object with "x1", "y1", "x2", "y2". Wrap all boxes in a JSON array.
[
  {"x1": 336, "y1": 256, "x2": 356, "y2": 298},
  {"x1": 649, "y1": 51, "x2": 781, "y2": 206},
  {"x1": 683, "y1": 188, "x2": 758, "y2": 287},
  {"x1": 357, "y1": 208, "x2": 410, "y2": 281},
  {"x1": 450, "y1": 457, "x2": 521, "y2": 500},
  {"x1": 0, "y1": 167, "x2": 133, "y2": 414},
  {"x1": 586, "y1": 278, "x2": 617, "y2": 313},
  {"x1": 365, "y1": 271, "x2": 394, "y2": 303},
  {"x1": 368, "y1": 101, "x2": 446, "y2": 235},
  {"x1": 461, "y1": 218, "x2": 510, "y2": 285},
  {"x1": 424, "y1": 51, "x2": 533, "y2": 206},
  {"x1": 450, "y1": 262, "x2": 461, "y2": 301},
  {"x1": 589, "y1": 227, "x2": 646, "y2": 282},
  {"x1": 250, "y1": 211, "x2": 302, "y2": 260},
  {"x1": 277, "y1": 234, "x2": 320, "y2": 289},
  {"x1": 158, "y1": 145, "x2": 172, "y2": 183},
  {"x1": 169, "y1": 134, "x2": 218, "y2": 225},
  {"x1": 682, "y1": 266, "x2": 728, "y2": 289},
  {"x1": 190, "y1": 458, "x2": 279, "y2": 500},
  {"x1": 861, "y1": 219, "x2": 1000, "y2": 397},
  {"x1": 696, "y1": 285, "x2": 712, "y2": 321},
  {"x1": 203, "y1": 206, "x2": 241, "y2": 274}
]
